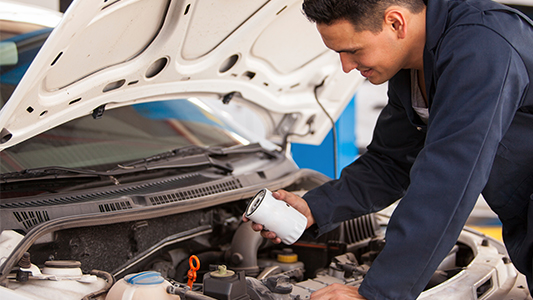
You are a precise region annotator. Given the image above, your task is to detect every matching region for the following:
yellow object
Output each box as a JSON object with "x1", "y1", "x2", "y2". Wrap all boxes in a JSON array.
[
  {"x1": 277, "y1": 253, "x2": 298, "y2": 263},
  {"x1": 469, "y1": 226, "x2": 503, "y2": 241}
]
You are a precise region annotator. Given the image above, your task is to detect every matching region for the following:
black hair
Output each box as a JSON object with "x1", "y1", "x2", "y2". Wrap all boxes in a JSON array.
[{"x1": 302, "y1": 0, "x2": 425, "y2": 32}]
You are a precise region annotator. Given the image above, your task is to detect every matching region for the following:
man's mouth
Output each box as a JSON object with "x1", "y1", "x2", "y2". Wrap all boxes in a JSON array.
[{"x1": 360, "y1": 69, "x2": 373, "y2": 78}]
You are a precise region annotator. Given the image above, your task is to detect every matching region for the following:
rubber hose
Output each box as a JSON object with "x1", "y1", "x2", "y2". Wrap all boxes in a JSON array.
[{"x1": 81, "y1": 269, "x2": 115, "y2": 300}]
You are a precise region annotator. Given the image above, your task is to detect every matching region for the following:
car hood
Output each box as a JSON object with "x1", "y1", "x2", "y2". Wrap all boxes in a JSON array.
[{"x1": 0, "y1": 0, "x2": 364, "y2": 151}]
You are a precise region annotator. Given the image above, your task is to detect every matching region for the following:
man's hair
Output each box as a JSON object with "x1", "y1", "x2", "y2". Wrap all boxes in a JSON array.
[{"x1": 302, "y1": 0, "x2": 425, "y2": 32}]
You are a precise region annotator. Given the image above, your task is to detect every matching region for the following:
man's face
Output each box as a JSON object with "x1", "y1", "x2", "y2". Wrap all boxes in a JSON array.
[{"x1": 317, "y1": 19, "x2": 406, "y2": 85}]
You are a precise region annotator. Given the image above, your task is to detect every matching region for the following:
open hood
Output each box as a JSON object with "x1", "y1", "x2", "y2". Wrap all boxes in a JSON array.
[{"x1": 0, "y1": 0, "x2": 364, "y2": 150}]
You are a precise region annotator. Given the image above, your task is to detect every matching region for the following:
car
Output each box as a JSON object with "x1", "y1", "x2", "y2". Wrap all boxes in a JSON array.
[{"x1": 0, "y1": 1, "x2": 531, "y2": 300}]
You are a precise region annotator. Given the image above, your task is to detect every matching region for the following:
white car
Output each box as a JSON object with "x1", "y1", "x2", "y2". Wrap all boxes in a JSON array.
[{"x1": 0, "y1": 1, "x2": 531, "y2": 300}]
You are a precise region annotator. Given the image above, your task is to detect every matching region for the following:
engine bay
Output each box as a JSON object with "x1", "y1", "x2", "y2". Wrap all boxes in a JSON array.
[{"x1": 1, "y1": 191, "x2": 492, "y2": 300}]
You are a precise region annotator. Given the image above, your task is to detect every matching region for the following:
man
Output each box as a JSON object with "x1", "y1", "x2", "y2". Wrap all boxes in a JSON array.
[{"x1": 245, "y1": 0, "x2": 533, "y2": 299}]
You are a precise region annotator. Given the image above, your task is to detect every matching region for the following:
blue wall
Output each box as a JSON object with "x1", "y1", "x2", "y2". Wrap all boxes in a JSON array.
[{"x1": 291, "y1": 96, "x2": 358, "y2": 179}]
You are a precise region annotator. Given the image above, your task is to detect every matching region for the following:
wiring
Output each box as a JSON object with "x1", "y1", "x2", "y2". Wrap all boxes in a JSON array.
[{"x1": 314, "y1": 78, "x2": 338, "y2": 179}]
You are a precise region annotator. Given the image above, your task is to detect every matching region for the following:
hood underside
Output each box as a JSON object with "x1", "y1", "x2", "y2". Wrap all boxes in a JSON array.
[{"x1": 0, "y1": 0, "x2": 364, "y2": 150}]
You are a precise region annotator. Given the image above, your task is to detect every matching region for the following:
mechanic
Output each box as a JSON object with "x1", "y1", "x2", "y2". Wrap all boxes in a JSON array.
[{"x1": 244, "y1": 0, "x2": 533, "y2": 299}]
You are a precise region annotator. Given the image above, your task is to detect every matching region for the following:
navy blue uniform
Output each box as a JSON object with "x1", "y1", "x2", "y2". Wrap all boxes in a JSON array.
[{"x1": 302, "y1": 0, "x2": 533, "y2": 298}]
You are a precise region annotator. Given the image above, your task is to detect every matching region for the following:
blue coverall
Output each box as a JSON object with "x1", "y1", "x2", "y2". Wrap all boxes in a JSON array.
[{"x1": 302, "y1": 0, "x2": 533, "y2": 298}]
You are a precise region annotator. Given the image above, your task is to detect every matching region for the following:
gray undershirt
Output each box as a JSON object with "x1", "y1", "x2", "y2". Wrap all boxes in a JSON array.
[{"x1": 411, "y1": 69, "x2": 429, "y2": 124}]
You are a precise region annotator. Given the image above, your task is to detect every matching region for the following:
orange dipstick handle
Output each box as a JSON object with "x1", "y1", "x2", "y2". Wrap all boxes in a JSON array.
[{"x1": 187, "y1": 255, "x2": 200, "y2": 288}]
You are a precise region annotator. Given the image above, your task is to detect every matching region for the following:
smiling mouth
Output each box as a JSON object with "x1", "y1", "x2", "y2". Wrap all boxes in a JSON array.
[{"x1": 359, "y1": 69, "x2": 373, "y2": 78}]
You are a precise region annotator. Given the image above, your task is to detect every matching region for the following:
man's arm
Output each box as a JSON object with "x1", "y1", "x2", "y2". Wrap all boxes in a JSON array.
[
  {"x1": 359, "y1": 26, "x2": 528, "y2": 299},
  {"x1": 311, "y1": 284, "x2": 368, "y2": 300},
  {"x1": 303, "y1": 69, "x2": 426, "y2": 237}
]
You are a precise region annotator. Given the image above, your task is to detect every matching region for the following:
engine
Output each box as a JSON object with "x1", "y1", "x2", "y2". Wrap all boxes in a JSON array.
[{"x1": 0, "y1": 200, "x2": 477, "y2": 300}]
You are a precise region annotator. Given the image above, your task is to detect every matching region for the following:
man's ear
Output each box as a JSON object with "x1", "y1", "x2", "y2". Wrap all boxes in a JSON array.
[{"x1": 384, "y1": 9, "x2": 407, "y2": 39}]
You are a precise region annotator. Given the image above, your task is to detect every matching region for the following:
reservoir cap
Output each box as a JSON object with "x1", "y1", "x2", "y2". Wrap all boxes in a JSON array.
[{"x1": 125, "y1": 271, "x2": 165, "y2": 285}]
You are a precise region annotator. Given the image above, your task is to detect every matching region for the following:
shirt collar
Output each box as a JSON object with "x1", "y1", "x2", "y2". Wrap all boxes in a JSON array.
[{"x1": 425, "y1": 0, "x2": 449, "y2": 51}]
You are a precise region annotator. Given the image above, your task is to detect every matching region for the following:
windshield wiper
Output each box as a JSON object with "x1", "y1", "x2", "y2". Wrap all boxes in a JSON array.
[
  {"x1": 0, "y1": 143, "x2": 276, "y2": 183},
  {"x1": 217, "y1": 143, "x2": 278, "y2": 157},
  {"x1": 1, "y1": 152, "x2": 232, "y2": 184},
  {"x1": 1, "y1": 166, "x2": 105, "y2": 182},
  {"x1": 112, "y1": 152, "x2": 233, "y2": 174},
  {"x1": 115, "y1": 143, "x2": 277, "y2": 170},
  {"x1": 122, "y1": 143, "x2": 276, "y2": 166},
  {"x1": 115, "y1": 144, "x2": 227, "y2": 168}
]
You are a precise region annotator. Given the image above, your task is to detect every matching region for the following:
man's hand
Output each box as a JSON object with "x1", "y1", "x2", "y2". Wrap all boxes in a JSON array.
[
  {"x1": 310, "y1": 284, "x2": 368, "y2": 300},
  {"x1": 242, "y1": 189, "x2": 315, "y2": 244}
]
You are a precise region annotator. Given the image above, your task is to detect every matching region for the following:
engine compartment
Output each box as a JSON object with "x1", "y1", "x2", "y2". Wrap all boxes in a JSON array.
[{"x1": 1, "y1": 193, "x2": 485, "y2": 300}]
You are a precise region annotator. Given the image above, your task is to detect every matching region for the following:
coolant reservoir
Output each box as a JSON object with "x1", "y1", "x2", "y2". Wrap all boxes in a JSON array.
[
  {"x1": 105, "y1": 271, "x2": 179, "y2": 300},
  {"x1": 6, "y1": 260, "x2": 107, "y2": 300}
]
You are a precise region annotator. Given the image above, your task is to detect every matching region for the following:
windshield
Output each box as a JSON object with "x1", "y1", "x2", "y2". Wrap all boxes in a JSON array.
[
  {"x1": 0, "y1": 98, "x2": 248, "y2": 173},
  {"x1": 0, "y1": 25, "x2": 52, "y2": 106},
  {"x1": 0, "y1": 23, "x2": 250, "y2": 174}
]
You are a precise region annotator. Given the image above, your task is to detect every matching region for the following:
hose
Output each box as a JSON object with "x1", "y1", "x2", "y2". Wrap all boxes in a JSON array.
[
  {"x1": 81, "y1": 269, "x2": 115, "y2": 300},
  {"x1": 167, "y1": 285, "x2": 219, "y2": 300},
  {"x1": 228, "y1": 222, "x2": 264, "y2": 276}
]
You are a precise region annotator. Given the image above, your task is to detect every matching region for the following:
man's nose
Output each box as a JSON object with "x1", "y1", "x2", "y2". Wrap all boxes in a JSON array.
[{"x1": 339, "y1": 53, "x2": 357, "y2": 73}]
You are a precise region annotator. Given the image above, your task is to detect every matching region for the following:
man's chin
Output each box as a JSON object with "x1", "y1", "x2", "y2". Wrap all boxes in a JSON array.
[{"x1": 367, "y1": 77, "x2": 388, "y2": 85}]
